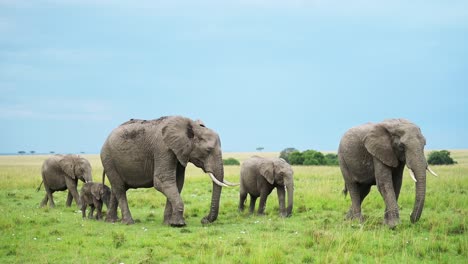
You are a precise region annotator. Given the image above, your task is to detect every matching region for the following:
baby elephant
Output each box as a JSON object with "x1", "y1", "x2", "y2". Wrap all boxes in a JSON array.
[
  {"x1": 80, "y1": 182, "x2": 111, "y2": 220},
  {"x1": 239, "y1": 156, "x2": 294, "y2": 217}
]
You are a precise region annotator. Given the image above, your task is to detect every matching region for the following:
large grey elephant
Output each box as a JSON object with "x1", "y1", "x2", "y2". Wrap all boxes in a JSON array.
[
  {"x1": 239, "y1": 156, "x2": 294, "y2": 217},
  {"x1": 37, "y1": 154, "x2": 93, "y2": 208},
  {"x1": 338, "y1": 119, "x2": 438, "y2": 228},
  {"x1": 101, "y1": 116, "x2": 237, "y2": 226}
]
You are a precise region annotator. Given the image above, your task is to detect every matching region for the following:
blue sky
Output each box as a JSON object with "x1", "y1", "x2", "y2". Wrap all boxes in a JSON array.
[{"x1": 1, "y1": 1, "x2": 467, "y2": 154}]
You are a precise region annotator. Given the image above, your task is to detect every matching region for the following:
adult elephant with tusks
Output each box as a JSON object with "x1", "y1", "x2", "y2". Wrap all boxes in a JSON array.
[
  {"x1": 101, "y1": 116, "x2": 238, "y2": 226},
  {"x1": 338, "y1": 119, "x2": 438, "y2": 228}
]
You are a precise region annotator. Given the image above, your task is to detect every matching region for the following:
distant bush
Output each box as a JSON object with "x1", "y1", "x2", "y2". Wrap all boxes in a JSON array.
[
  {"x1": 427, "y1": 150, "x2": 456, "y2": 165},
  {"x1": 279, "y1": 148, "x2": 298, "y2": 163},
  {"x1": 288, "y1": 151, "x2": 305, "y2": 165},
  {"x1": 303, "y1": 150, "x2": 325, "y2": 165},
  {"x1": 324, "y1": 153, "x2": 339, "y2": 165},
  {"x1": 223, "y1": 158, "x2": 240, "y2": 165},
  {"x1": 282, "y1": 149, "x2": 339, "y2": 166}
]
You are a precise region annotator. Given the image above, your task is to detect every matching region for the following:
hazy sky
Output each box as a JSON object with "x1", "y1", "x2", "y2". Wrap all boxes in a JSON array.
[{"x1": 1, "y1": 1, "x2": 467, "y2": 154}]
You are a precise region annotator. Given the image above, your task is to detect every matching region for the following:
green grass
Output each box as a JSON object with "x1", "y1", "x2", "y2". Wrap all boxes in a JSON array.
[{"x1": 0, "y1": 151, "x2": 466, "y2": 263}]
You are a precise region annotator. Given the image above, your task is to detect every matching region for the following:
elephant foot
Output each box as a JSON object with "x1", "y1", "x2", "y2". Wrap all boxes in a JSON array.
[
  {"x1": 384, "y1": 218, "x2": 399, "y2": 229},
  {"x1": 280, "y1": 212, "x2": 292, "y2": 218},
  {"x1": 201, "y1": 215, "x2": 217, "y2": 225},
  {"x1": 169, "y1": 214, "x2": 186, "y2": 227},
  {"x1": 170, "y1": 221, "x2": 186, "y2": 227},
  {"x1": 105, "y1": 216, "x2": 118, "y2": 223},
  {"x1": 384, "y1": 209, "x2": 399, "y2": 228},
  {"x1": 345, "y1": 211, "x2": 363, "y2": 222},
  {"x1": 121, "y1": 218, "x2": 135, "y2": 225}
]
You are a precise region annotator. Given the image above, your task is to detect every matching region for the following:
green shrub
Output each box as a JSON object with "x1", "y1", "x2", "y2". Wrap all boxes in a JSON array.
[
  {"x1": 223, "y1": 158, "x2": 240, "y2": 165},
  {"x1": 427, "y1": 150, "x2": 456, "y2": 165},
  {"x1": 303, "y1": 150, "x2": 325, "y2": 165},
  {"x1": 288, "y1": 151, "x2": 305, "y2": 165},
  {"x1": 279, "y1": 148, "x2": 298, "y2": 163},
  {"x1": 324, "y1": 153, "x2": 339, "y2": 165},
  {"x1": 280, "y1": 149, "x2": 339, "y2": 166}
]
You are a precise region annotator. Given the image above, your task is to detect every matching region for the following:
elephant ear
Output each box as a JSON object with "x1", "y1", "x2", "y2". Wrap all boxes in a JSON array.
[
  {"x1": 59, "y1": 156, "x2": 76, "y2": 179},
  {"x1": 364, "y1": 124, "x2": 399, "y2": 168},
  {"x1": 162, "y1": 117, "x2": 194, "y2": 167},
  {"x1": 259, "y1": 161, "x2": 275, "y2": 185}
]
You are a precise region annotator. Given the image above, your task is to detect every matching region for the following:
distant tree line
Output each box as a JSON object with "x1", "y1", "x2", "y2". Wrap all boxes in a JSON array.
[{"x1": 280, "y1": 148, "x2": 339, "y2": 166}]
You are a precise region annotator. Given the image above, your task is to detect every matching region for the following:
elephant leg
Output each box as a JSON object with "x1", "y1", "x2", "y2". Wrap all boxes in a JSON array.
[
  {"x1": 257, "y1": 192, "x2": 269, "y2": 216},
  {"x1": 81, "y1": 203, "x2": 87, "y2": 218},
  {"x1": 66, "y1": 192, "x2": 73, "y2": 207},
  {"x1": 96, "y1": 202, "x2": 103, "y2": 220},
  {"x1": 46, "y1": 188, "x2": 55, "y2": 208},
  {"x1": 374, "y1": 161, "x2": 400, "y2": 228},
  {"x1": 106, "y1": 191, "x2": 119, "y2": 222},
  {"x1": 160, "y1": 185, "x2": 185, "y2": 227},
  {"x1": 93, "y1": 199, "x2": 103, "y2": 220},
  {"x1": 40, "y1": 192, "x2": 49, "y2": 208},
  {"x1": 276, "y1": 187, "x2": 287, "y2": 217},
  {"x1": 238, "y1": 189, "x2": 248, "y2": 212},
  {"x1": 163, "y1": 199, "x2": 172, "y2": 225},
  {"x1": 64, "y1": 178, "x2": 81, "y2": 208},
  {"x1": 164, "y1": 163, "x2": 186, "y2": 225},
  {"x1": 249, "y1": 195, "x2": 257, "y2": 214},
  {"x1": 89, "y1": 205, "x2": 95, "y2": 219},
  {"x1": 115, "y1": 190, "x2": 134, "y2": 224},
  {"x1": 392, "y1": 164, "x2": 405, "y2": 201},
  {"x1": 345, "y1": 182, "x2": 364, "y2": 221}
]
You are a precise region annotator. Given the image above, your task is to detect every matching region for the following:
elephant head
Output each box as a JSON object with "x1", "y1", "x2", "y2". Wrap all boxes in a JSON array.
[
  {"x1": 363, "y1": 119, "x2": 436, "y2": 223},
  {"x1": 59, "y1": 155, "x2": 93, "y2": 183},
  {"x1": 90, "y1": 183, "x2": 111, "y2": 208},
  {"x1": 162, "y1": 117, "x2": 236, "y2": 224},
  {"x1": 259, "y1": 158, "x2": 294, "y2": 217}
]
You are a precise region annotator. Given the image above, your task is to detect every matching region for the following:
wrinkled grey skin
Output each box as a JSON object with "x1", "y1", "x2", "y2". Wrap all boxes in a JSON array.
[
  {"x1": 338, "y1": 119, "x2": 428, "y2": 228},
  {"x1": 38, "y1": 154, "x2": 93, "y2": 208},
  {"x1": 101, "y1": 116, "x2": 225, "y2": 226},
  {"x1": 239, "y1": 156, "x2": 294, "y2": 217},
  {"x1": 80, "y1": 182, "x2": 111, "y2": 220}
]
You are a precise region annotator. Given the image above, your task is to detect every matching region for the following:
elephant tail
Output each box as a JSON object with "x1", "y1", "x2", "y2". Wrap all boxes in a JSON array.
[
  {"x1": 342, "y1": 185, "x2": 348, "y2": 198},
  {"x1": 102, "y1": 170, "x2": 106, "y2": 185},
  {"x1": 36, "y1": 181, "x2": 43, "y2": 192}
]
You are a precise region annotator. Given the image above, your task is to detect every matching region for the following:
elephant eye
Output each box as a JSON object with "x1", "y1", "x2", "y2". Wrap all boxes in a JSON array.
[{"x1": 398, "y1": 143, "x2": 405, "y2": 151}]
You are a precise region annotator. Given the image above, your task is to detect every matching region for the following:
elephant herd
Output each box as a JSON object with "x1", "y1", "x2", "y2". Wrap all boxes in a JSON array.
[{"x1": 37, "y1": 116, "x2": 438, "y2": 229}]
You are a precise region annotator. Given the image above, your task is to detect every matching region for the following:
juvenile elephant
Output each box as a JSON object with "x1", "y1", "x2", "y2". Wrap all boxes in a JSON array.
[
  {"x1": 37, "y1": 154, "x2": 93, "y2": 208},
  {"x1": 80, "y1": 182, "x2": 111, "y2": 220},
  {"x1": 239, "y1": 156, "x2": 294, "y2": 217},
  {"x1": 338, "y1": 119, "x2": 438, "y2": 228},
  {"x1": 101, "y1": 116, "x2": 237, "y2": 226}
]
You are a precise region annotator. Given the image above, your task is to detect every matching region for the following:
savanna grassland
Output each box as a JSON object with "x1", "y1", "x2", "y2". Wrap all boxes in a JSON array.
[{"x1": 0, "y1": 151, "x2": 466, "y2": 264}]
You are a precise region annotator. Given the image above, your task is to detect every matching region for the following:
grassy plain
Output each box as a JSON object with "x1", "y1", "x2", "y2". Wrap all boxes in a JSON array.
[{"x1": 0, "y1": 151, "x2": 466, "y2": 263}]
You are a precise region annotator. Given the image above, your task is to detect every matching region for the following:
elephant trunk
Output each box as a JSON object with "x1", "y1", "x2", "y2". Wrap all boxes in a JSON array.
[
  {"x1": 83, "y1": 171, "x2": 93, "y2": 183},
  {"x1": 202, "y1": 160, "x2": 224, "y2": 224},
  {"x1": 407, "y1": 150, "x2": 427, "y2": 223},
  {"x1": 286, "y1": 183, "x2": 294, "y2": 217}
]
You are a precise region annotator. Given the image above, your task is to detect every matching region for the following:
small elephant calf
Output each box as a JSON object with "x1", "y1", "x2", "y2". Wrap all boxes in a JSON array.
[
  {"x1": 239, "y1": 156, "x2": 294, "y2": 217},
  {"x1": 80, "y1": 182, "x2": 111, "y2": 220}
]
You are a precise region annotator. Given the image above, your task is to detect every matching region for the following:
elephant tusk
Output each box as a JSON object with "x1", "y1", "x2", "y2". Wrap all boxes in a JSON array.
[
  {"x1": 427, "y1": 167, "x2": 438, "y2": 177},
  {"x1": 408, "y1": 168, "x2": 417, "y2": 183},
  {"x1": 208, "y1": 173, "x2": 229, "y2": 187},
  {"x1": 222, "y1": 179, "x2": 240, "y2": 186}
]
